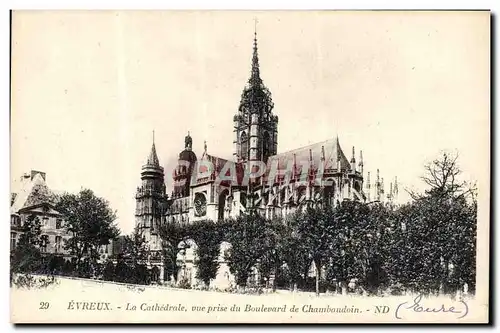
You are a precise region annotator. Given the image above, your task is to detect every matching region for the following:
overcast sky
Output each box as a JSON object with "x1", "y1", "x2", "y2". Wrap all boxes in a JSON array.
[{"x1": 11, "y1": 11, "x2": 489, "y2": 234}]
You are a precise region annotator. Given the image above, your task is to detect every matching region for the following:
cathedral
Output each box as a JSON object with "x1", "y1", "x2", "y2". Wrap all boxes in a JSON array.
[{"x1": 134, "y1": 30, "x2": 398, "y2": 284}]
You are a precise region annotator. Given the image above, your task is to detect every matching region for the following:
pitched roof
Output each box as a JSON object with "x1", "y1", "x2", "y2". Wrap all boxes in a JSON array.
[
  {"x1": 10, "y1": 173, "x2": 56, "y2": 214},
  {"x1": 192, "y1": 153, "x2": 240, "y2": 186},
  {"x1": 267, "y1": 136, "x2": 351, "y2": 176},
  {"x1": 186, "y1": 137, "x2": 352, "y2": 187}
]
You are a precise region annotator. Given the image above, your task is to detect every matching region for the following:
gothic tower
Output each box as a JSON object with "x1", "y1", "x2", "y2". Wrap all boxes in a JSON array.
[
  {"x1": 233, "y1": 27, "x2": 278, "y2": 164},
  {"x1": 172, "y1": 132, "x2": 197, "y2": 198},
  {"x1": 135, "y1": 136, "x2": 167, "y2": 248}
]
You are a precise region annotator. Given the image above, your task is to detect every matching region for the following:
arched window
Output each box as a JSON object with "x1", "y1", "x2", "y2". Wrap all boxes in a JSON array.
[
  {"x1": 218, "y1": 190, "x2": 229, "y2": 221},
  {"x1": 324, "y1": 179, "x2": 335, "y2": 207},
  {"x1": 240, "y1": 131, "x2": 248, "y2": 161}
]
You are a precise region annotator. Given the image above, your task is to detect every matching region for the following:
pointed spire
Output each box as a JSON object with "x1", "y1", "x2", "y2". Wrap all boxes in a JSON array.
[
  {"x1": 359, "y1": 150, "x2": 364, "y2": 174},
  {"x1": 147, "y1": 139, "x2": 159, "y2": 166},
  {"x1": 249, "y1": 18, "x2": 262, "y2": 86}
]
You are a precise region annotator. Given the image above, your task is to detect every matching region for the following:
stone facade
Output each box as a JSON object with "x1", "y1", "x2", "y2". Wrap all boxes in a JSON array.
[{"x1": 134, "y1": 32, "x2": 399, "y2": 287}]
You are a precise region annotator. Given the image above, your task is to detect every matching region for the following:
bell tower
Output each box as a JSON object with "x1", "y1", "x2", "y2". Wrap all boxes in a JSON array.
[
  {"x1": 233, "y1": 23, "x2": 278, "y2": 164},
  {"x1": 135, "y1": 133, "x2": 167, "y2": 249}
]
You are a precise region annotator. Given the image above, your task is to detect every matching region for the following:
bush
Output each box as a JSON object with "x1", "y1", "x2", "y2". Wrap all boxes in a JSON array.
[{"x1": 102, "y1": 260, "x2": 115, "y2": 281}]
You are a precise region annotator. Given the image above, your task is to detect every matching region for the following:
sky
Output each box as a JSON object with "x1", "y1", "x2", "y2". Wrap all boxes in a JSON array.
[{"x1": 11, "y1": 11, "x2": 490, "y2": 234}]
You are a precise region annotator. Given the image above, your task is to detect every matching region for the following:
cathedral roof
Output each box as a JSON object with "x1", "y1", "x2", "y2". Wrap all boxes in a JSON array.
[
  {"x1": 266, "y1": 136, "x2": 352, "y2": 178},
  {"x1": 191, "y1": 153, "x2": 242, "y2": 186}
]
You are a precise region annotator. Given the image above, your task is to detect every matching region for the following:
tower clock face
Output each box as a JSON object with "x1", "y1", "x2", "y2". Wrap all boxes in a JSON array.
[{"x1": 194, "y1": 193, "x2": 207, "y2": 217}]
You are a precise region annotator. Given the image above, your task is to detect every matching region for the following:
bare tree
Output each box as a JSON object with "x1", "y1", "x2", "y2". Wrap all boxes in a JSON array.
[{"x1": 408, "y1": 151, "x2": 476, "y2": 200}]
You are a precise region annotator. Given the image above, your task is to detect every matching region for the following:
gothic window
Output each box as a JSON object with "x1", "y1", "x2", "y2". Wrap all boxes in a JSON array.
[
  {"x1": 218, "y1": 190, "x2": 229, "y2": 221},
  {"x1": 240, "y1": 131, "x2": 248, "y2": 161},
  {"x1": 324, "y1": 179, "x2": 335, "y2": 207},
  {"x1": 56, "y1": 218, "x2": 62, "y2": 229}
]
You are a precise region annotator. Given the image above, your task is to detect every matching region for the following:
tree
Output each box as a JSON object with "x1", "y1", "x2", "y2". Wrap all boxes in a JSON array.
[
  {"x1": 397, "y1": 152, "x2": 477, "y2": 295},
  {"x1": 102, "y1": 260, "x2": 115, "y2": 281},
  {"x1": 448, "y1": 197, "x2": 477, "y2": 293},
  {"x1": 158, "y1": 222, "x2": 189, "y2": 282},
  {"x1": 256, "y1": 218, "x2": 285, "y2": 290},
  {"x1": 121, "y1": 227, "x2": 148, "y2": 264},
  {"x1": 56, "y1": 189, "x2": 120, "y2": 270},
  {"x1": 325, "y1": 201, "x2": 363, "y2": 295},
  {"x1": 224, "y1": 213, "x2": 275, "y2": 287},
  {"x1": 351, "y1": 202, "x2": 393, "y2": 294},
  {"x1": 114, "y1": 254, "x2": 133, "y2": 283},
  {"x1": 188, "y1": 220, "x2": 223, "y2": 289},
  {"x1": 278, "y1": 213, "x2": 313, "y2": 291},
  {"x1": 44, "y1": 254, "x2": 65, "y2": 275},
  {"x1": 410, "y1": 151, "x2": 476, "y2": 200},
  {"x1": 120, "y1": 227, "x2": 150, "y2": 284},
  {"x1": 295, "y1": 205, "x2": 336, "y2": 296},
  {"x1": 11, "y1": 214, "x2": 43, "y2": 274}
]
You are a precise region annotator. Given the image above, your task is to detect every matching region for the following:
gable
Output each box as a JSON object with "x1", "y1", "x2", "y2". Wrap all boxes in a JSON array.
[{"x1": 18, "y1": 203, "x2": 63, "y2": 217}]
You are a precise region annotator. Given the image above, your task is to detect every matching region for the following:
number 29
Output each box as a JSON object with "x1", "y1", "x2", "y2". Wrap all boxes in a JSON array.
[{"x1": 39, "y1": 302, "x2": 50, "y2": 310}]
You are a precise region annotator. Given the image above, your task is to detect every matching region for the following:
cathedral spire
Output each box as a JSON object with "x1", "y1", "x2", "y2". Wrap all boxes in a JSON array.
[
  {"x1": 146, "y1": 139, "x2": 160, "y2": 166},
  {"x1": 249, "y1": 18, "x2": 262, "y2": 86}
]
